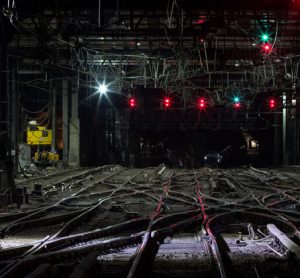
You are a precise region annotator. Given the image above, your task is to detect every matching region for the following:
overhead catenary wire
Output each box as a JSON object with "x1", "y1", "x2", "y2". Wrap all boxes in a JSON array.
[
  {"x1": 4, "y1": 7, "x2": 300, "y2": 112},
  {"x1": 20, "y1": 103, "x2": 49, "y2": 114}
]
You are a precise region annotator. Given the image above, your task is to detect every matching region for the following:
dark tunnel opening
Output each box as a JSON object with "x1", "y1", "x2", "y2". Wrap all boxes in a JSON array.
[
  {"x1": 97, "y1": 128, "x2": 275, "y2": 168},
  {"x1": 137, "y1": 130, "x2": 196, "y2": 168}
]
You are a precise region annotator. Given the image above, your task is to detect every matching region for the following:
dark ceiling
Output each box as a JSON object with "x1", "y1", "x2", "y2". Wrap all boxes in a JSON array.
[
  {"x1": 1, "y1": 0, "x2": 300, "y2": 110},
  {"x1": 12, "y1": 0, "x2": 296, "y2": 11}
]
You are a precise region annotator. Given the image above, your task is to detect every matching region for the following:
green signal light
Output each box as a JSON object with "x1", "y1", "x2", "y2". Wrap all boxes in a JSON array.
[
  {"x1": 261, "y1": 33, "x2": 269, "y2": 42},
  {"x1": 233, "y1": 97, "x2": 240, "y2": 103}
]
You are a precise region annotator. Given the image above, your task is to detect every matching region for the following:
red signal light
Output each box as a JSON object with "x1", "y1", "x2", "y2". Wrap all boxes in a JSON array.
[
  {"x1": 129, "y1": 97, "x2": 135, "y2": 108},
  {"x1": 164, "y1": 97, "x2": 171, "y2": 108},
  {"x1": 234, "y1": 102, "x2": 241, "y2": 109},
  {"x1": 262, "y1": 43, "x2": 271, "y2": 53},
  {"x1": 269, "y1": 99, "x2": 275, "y2": 109},
  {"x1": 198, "y1": 98, "x2": 205, "y2": 109}
]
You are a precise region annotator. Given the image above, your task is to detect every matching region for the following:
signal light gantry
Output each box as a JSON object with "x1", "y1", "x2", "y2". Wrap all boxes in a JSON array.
[{"x1": 127, "y1": 96, "x2": 277, "y2": 111}]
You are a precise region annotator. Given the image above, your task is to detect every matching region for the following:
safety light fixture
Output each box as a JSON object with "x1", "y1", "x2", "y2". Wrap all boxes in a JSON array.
[{"x1": 98, "y1": 83, "x2": 108, "y2": 95}]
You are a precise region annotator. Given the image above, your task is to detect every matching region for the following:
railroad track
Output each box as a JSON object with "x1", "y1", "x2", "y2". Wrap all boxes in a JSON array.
[{"x1": 0, "y1": 166, "x2": 299, "y2": 277}]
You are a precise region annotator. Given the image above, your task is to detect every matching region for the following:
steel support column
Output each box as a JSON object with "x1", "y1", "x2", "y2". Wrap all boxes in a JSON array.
[
  {"x1": 69, "y1": 73, "x2": 80, "y2": 167},
  {"x1": 10, "y1": 57, "x2": 19, "y2": 175},
  {"x1": 273, "y1": 112, "x2": 281, "y2": 166},
  {"x1": 51, "y1": 84, "x2": 56, "y2": 153},
  {"x1": 282, "y1": 93, "x2": 287, "y2": 165},
  {"x1": 62, "y1": 79, "x2": 69, "y2": 165}
]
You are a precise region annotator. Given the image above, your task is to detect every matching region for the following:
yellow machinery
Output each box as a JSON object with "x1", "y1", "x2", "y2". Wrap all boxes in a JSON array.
[
  {"x1": 27, "y1": 125, "x2": 52, "y2": 145},
  {"x1": 27, "y1": 123, "x2": 59, "y2": 165}
]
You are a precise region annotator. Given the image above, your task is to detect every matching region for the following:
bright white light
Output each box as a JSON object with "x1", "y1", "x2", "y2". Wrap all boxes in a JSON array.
[
  {"x1": 250, "y1": 140, "x2": 257, "y2": 148},
  {"x1": 98, "y1": 83, "x2": 107, "y2": 94}
]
